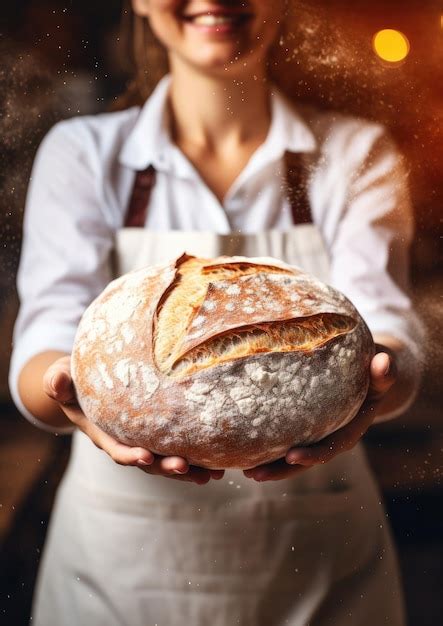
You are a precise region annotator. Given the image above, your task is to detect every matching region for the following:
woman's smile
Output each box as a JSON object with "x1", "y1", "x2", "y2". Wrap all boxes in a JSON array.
[{"x1": 180, "y1": 3, "x2": 254, "y2": 36}]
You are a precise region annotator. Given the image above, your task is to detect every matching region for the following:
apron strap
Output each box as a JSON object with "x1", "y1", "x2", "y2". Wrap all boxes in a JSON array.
[
  {"x1": 283, "y1": 151, "x2": 313, "y2": 225},
  {"x1": 123, "y1": 152, "x2": 313, "y2": 228},
  {"x1": 124, "y1": 165, "x2": 156, "y2": 227}
]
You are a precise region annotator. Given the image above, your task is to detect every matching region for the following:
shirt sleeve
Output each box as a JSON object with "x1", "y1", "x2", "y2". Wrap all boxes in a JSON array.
[
  {"x1": 328, "y1": 124, "x2": 425, "y2": 420},
  {"x1": 8, "y1": 119, "x2": 115, "y2": 434}
]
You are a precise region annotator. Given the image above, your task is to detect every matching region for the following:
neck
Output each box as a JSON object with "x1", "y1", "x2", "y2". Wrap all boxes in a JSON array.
[{"x1": 168, "y1": 59, "x2": 271, "y2": 153}]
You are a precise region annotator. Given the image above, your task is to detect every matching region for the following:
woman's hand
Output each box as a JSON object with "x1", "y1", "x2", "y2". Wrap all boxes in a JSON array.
[
  {"x1": 43, "y1": 355, "x2": 224, "y2": 485},
  {"x1": 243, "y1": 349, "x2": 396, "y2": 482}
]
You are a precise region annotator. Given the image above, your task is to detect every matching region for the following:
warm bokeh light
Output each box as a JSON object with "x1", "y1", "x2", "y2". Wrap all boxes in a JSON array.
[{"x1": 373, "y1": 29, "x2": 410, "y2": 63}]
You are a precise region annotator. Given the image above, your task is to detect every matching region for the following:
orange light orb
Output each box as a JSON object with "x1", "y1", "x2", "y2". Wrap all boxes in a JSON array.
[{"x1": 373, "y1": 29, "x2": 410, "y2": 63}]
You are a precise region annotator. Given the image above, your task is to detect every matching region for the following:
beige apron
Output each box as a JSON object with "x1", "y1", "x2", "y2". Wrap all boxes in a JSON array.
[{"x1": 31, "y1": 154, "x2": 406, "y2": 626}]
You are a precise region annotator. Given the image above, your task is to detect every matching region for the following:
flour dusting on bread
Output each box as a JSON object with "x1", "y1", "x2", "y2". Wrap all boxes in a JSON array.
[{"x1": 71, "y1": 252, "x2": 374, "y2": 469}]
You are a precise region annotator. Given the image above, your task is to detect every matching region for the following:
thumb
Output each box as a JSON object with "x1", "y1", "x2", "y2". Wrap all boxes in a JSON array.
[
  {"x1": 44, "y1": 369, "x2": 76, "y2": 404},
  {"x1": 369, "y1": 352, "x2": 396, "y2": 399}
]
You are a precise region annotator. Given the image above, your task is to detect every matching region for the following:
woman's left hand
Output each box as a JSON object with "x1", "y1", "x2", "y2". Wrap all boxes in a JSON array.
[{"x1": 243, "y1": 349, "x2": 396, "y2": 482}]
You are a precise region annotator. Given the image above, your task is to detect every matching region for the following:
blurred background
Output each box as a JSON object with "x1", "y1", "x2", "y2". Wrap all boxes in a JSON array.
[{"x1": 0, "y1": 1, "x2": 441, "y2": 624}]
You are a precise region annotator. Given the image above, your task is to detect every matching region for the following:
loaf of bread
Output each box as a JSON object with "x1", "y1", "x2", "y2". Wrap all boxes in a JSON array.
[{"x1": 71, "y1": 253, "x2": 374, "y2": 469}]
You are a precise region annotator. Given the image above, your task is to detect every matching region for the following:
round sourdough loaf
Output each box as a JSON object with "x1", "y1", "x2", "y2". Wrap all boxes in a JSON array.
[{"x1": 71, "y1": 253, "x2": 374, "y2": 469}]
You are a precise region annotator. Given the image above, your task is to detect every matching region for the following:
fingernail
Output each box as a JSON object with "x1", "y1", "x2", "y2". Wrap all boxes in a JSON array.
[{"x1": 137, "y1": 459, "x2": 150, "y2": 466}]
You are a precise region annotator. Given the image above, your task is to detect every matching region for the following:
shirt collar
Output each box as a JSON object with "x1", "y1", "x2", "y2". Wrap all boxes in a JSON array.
[{"x1": 119, "y1": 74, "x2": 317, "y2": 172}]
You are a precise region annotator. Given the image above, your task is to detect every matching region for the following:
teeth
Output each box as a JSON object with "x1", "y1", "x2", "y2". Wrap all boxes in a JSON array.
[{"x1": 192, "y1": 14, "x2": 237, "y2": 26}]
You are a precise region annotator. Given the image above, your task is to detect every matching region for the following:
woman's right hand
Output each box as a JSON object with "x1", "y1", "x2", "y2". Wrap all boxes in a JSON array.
[{"x1": 43, "y1": 355, "x2": 224, "y2": 485}]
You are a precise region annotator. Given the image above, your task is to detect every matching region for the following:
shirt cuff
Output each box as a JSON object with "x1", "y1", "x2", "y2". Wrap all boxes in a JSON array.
[{"x1": 8, "y1": 323, "x2": 77, "y2": 435}]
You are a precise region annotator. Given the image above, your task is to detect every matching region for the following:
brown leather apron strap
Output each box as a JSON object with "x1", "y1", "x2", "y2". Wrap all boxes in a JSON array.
[
  {"x1": 283, "y1": 150, "x2": 313, "y2": 225},
  {"x1": 124, "y1": 152, "x2": 312, "y2": 228},
  {"x1": 124, "y1": 165, "x2": 156, "y2": 227}
]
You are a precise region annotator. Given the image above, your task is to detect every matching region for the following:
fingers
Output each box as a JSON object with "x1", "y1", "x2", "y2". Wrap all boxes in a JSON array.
[
  {"x1": 252, "y1": 352, "x2": 396, "y2": 476},
  {"x1": 138, "y1": 458, "x2": 221, "y2": 485},
  {"x1": 284, "y1": 352, "x2": 397, "y2": 468},
  {"x1": 137, "y1": 456, "x2": 225, "y2": 484},
  {"x1": 209, "y1": 470, "x2": 225, "y2": 480},
  {"x1": 148, "y1": 455, "x2": 190, "y2": 474},
  {"x1": 42, "y1": 357, "x2": 223, "y2": 484},
  {"x1": 286, "y1": 440, "x2": 343, "y2": 467},
  {"x1": 243, "y1": 458, "x2": 309, "y2": 481},
  {"x1": 60, "y1": 400, "x2": 216, "y2": 485},
  {"x1": 73, "y1": 417, "x2": 154, "y2": 466},
  {"x1": 285, "y1": 405, "x2": 375, "y2": 467}
]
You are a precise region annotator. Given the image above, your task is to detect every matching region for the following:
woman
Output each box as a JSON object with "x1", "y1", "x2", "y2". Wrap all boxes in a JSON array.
[{"x1": 9, "y1": 1, "x2": 423, "y2": 624}]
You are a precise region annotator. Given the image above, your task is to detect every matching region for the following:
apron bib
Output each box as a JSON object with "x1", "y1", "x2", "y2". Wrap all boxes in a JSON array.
[{"x1": 31, "y1": 152, "x2": 406, "y2": 625}]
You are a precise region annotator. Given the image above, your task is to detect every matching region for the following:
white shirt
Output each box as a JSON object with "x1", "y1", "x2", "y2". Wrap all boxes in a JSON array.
[{"x1": 9, "y1": 75, "x2": 424, "y2": 433}]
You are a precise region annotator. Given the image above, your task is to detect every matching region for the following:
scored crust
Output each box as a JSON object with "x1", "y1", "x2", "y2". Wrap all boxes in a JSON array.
[
  {"x1": 71, "y1": 252, "x2": 374, "y2": 469},
  {"x1": 154, "y1": 257, "x2": 356, "y2": 378}
]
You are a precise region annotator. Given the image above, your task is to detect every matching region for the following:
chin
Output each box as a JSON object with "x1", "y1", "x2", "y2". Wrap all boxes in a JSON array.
[{"x1": 180, "y1": 44, "x2": 263, "y2": 77}]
